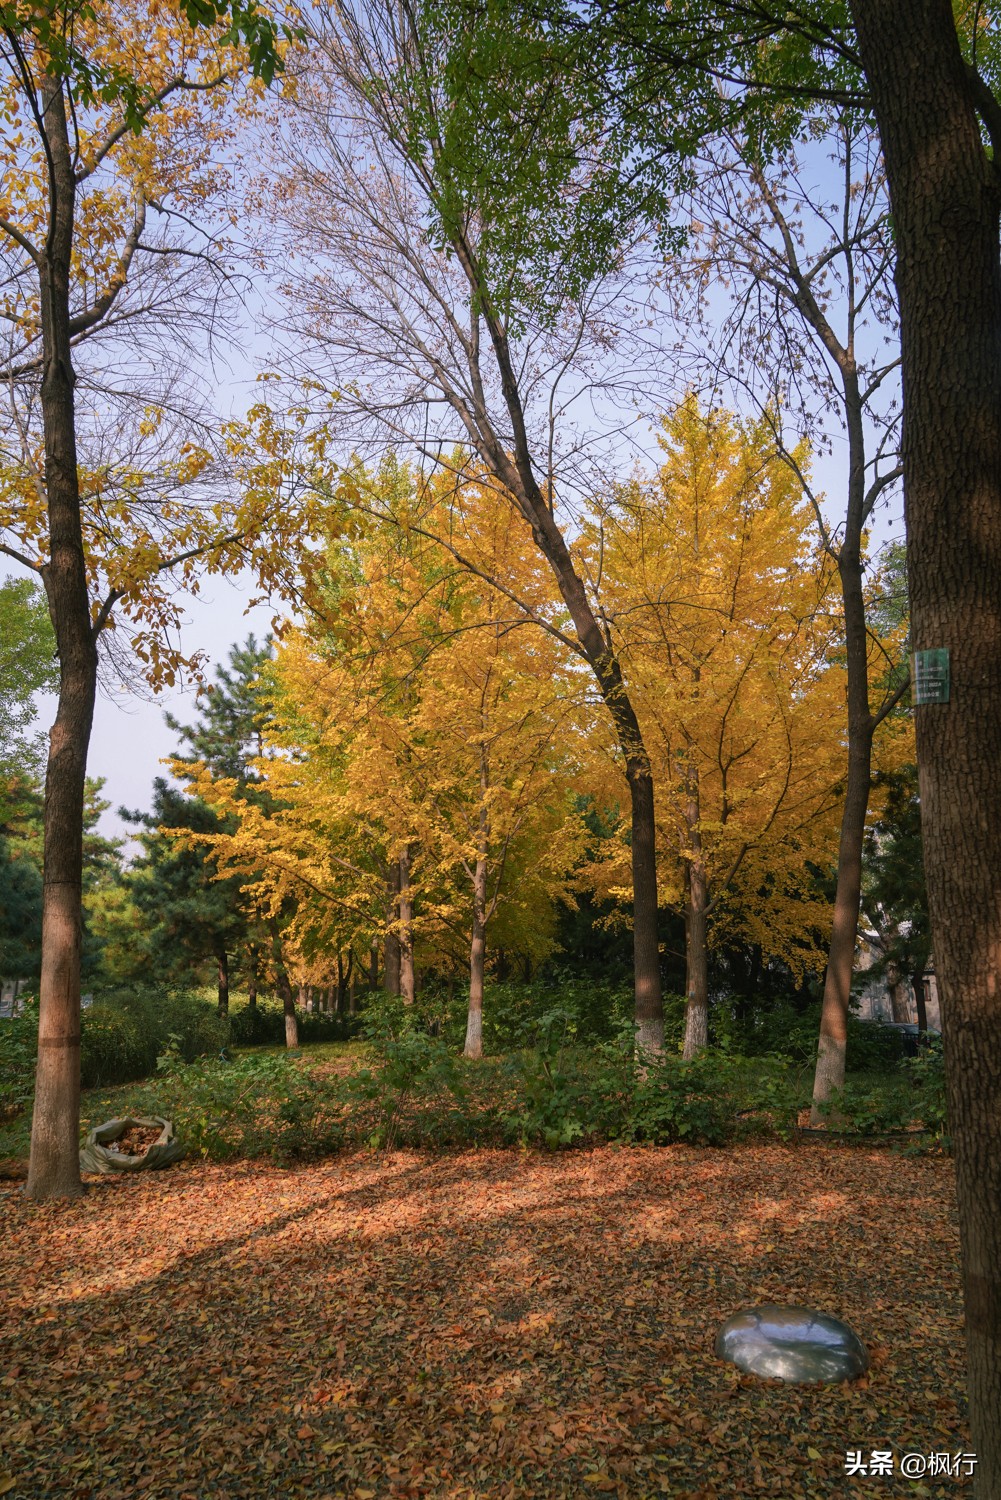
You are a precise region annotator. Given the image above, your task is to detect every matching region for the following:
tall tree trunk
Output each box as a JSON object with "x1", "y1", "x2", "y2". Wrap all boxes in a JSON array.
[
  {"x1": 682, "y1": 865, "x2": 709, "y2": 1060},
  {"x1": 810, "y1": 711, "x2": 874, "y2": 1121},
  {"x1": 458, "y1": 286, "x2": 664, "y2": 1050},
  {"x1": 682, "y1": 763, "x2": 709, "y2": 1058},
  {"x1": 384, "y1": 863, "x2": 401, "y2": 997},
  {"x1": 465, "y1": 854, "x2": 488, "y2": 1060},
  {"x1": 850, "y1": 3, "x2": 1001, "y2": 1485},
  {"x1": 810, "y1": 351, "x2": 877, "y2": 1118},
  {"x1": 216, "y1": 948, "x2": 230, "y2": 1016},
  {"x1": 336, "y1": 954, "x2": 346, "y2": 1013},
  {"x1": 887, "y1": 959, "x2": 909, "y2": 1024},
  {"x1": 268, "y1": 918, "x2": 298, "y2": 1049},
  {"x1": 399, "y1": 847, "x2": 415, "y2": 1005},
  {"x1": 26, "y1": 81, "x2": 92, "y2": 1202},
  {"x1": 247, "y1": 952, "x2": 258, "y2": 1011},
  {"x1": 911, "y1": 971, "x2": 928, "y2": 1034},
  {"x1": 369, "y1": 940, "x2": 378, "y2": 991}
]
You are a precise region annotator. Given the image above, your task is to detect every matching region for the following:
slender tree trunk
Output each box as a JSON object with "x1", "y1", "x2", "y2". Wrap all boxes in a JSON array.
[
  {"x1": 810, "y1": 713, "x2": 874, "y2": 1121},
  {"x1": 26, "y1": 81, "x2": 93, "y2": 1201},
  {"x1": 912, "y1": 971, "x2": 928, "y2": 1034},
  {"x1": 682, "y1": 862, "x2": 709, "y2": 1060},
  {"x1": 216, "y1": 949, "x2": 230, "y2": 1016},
  {"x1": 384, "y1": 863, "x2": 401, "y2": 997},
  {"x1": 465, "y1": 856, "x2": 488, "y2": 1060},
  {"x1": 850, "y1": 4, "x2": 1001, "y2": 1485},
  {"x1": 399, "y1": 847, "x2": 415, "y2": 1004},
  {"x1": 247, "y1": 953, "x2": 258, "y2": 1011},
  {"x1": 336, "y1": 954, "x2": 346, "y2": 1012},
  {"x1": 369, "y1": 940, "x2": 378, "y2": 991},
  {"x1": 282, "y1": 978, "x2": 299, "y2": 1047},
  {"x1": 682, "y1": 763, "x2": 709, "y2": 1058},
  {"x1": 456, "y1": 289, "x2": 664, "y2": 1050},
  {"x1": 268, "y1": 918, "x2": 298, "y2": 1049}
]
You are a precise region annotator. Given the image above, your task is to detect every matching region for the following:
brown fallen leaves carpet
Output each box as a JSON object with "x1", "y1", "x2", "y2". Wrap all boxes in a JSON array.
[{"x1": 0, "y1": 1146, "x2": 970, "y2": 1499}]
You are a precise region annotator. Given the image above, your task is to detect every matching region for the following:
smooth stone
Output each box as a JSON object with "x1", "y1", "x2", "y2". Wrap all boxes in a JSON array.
[{"x1": 715, "y1": 1304, "x2": 869, "y2": 1384}]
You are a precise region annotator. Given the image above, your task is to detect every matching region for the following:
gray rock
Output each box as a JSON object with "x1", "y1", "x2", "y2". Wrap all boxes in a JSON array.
[{"x1": 715, "y1": 1304, "x2": 869, "y2": 1384}]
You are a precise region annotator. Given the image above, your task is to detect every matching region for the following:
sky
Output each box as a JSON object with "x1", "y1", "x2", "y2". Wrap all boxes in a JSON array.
[{"x1": 4, "y1": 106, "x2": 905, "y2": 860}]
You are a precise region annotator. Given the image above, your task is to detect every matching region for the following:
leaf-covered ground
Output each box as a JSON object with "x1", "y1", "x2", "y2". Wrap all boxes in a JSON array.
[{"x1": 0, "y1": 1145, "x2": 970, "y2": 1498}]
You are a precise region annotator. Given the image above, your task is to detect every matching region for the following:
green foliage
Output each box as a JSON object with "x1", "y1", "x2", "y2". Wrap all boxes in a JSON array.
[
  {"x1": 228, "y1": 999, "x2": 358, "y2": 1047},
  {"x1": 0, "y1": 998, "x2": 39, "y2": 1121},
  {"x1": 131, "y1": 1047, "x2": 346, "y2": 1161},
  {"x1": 0, "y1": 576, "x2": 57, "y2": 791},
  {"x1": 718, "y1": 997, "x2": 906, "y2": 1070},
  {"x1": 78, "y1": 988, "x2": 229, "y2": 1087}
]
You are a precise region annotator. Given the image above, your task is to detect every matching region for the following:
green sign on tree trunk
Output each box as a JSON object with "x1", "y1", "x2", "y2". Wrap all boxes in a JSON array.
[{"x1": 911, "y1": 649, "x2": 951, "y2": 705}]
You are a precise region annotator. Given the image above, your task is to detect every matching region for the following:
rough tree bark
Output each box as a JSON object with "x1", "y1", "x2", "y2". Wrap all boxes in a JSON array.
[
  {"x1": 850, "y1": 0, "x2": 1001, "y2": 1485},
  {"x1": 25, "y1": 81, "x2": 95, "y2": 1202}
]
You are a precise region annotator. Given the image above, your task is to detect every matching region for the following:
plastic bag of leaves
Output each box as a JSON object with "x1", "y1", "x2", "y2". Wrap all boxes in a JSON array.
[{"x1": 79, "y1": 1116, "x2": 185, "y2": 1173}]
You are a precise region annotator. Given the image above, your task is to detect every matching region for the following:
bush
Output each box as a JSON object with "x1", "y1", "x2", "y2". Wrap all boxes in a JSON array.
[
  {"x1": 717, "y1": 998, "x2": 907, "y2": 1072},
  {"x1": 117, "y1": 1046, "x2": 348, "y2": 1162},
  {"x1": 228, "y1": 1000, "x2": 361, "y2": 1048},
  {"x1": 0, "y1": 999, "x2": 39, "y2": 1121},
  {"x1": 80, "y1": 987, "x2": 228, "y2": 1088}
]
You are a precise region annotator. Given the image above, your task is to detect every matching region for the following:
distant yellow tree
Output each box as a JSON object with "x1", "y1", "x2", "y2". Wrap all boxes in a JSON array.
[{"x1": 183, "y1": 461, "x2": 586, "y2": 1055}]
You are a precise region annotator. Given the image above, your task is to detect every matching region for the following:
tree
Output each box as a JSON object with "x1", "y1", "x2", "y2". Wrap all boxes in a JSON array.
[
  {"x1": 860, "y1": 762, "x2": 930, "y2": 1024},
  {"x1": 2, "y1": 774, "x2": 121, "y2": 986},
  {"x1": 666, "y1": 114, "x2": 910, "y2": 1111},
  {"x1": 0, "y1": 0, "x2": 287, "y2": 1198},
  {"x1": 585, "y1": 399, "x2": 862, "y2": 1054},
  {"x1": 568, "y1": 0, "x2": 1001, "y2": 1479},
  {"x1": 184, "y1": 465, "x2": 586, "y2": 1055},
  {"x1": 263, "y1": 0, "x2": 669, "y2": 1051},
  {"x1": 122, "y1": 778, "x2": 247, "y2": 1009}
]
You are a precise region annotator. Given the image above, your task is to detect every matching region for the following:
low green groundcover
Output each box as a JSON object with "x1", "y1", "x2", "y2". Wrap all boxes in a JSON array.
[{"x1": 79, "y1": 1115, "x2": 185, "y2": 1173}]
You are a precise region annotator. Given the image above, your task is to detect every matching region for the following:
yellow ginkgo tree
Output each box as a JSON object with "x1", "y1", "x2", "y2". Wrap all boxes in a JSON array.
[
  {"x1": 183, "y1": 461, "x2": 587, "y2": 1056},
  {"x1": 585, "y1": 399, "x2": 910, "y2": 1055}
]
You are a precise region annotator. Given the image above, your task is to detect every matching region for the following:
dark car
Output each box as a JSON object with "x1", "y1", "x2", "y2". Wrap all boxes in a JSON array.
[{"x1": 877, "y1": 1021, "x2": 941, "y2": 1058}]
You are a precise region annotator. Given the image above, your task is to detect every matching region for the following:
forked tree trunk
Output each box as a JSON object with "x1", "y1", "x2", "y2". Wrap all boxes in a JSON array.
[
  {"x1": 26, "y1": 81, "x2": 93, "y2": 1202},
  {"x1": 850, "y1": 3, "x2": 1001, "y2": 1484},
  {"x1": 808, "y1": 317, "x2": 878, "y2": 1119},
  {"x1": 399, "y1": 847, "x2": 415, "y2": 1005}
]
